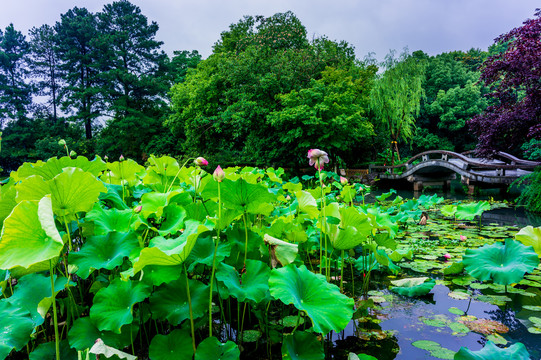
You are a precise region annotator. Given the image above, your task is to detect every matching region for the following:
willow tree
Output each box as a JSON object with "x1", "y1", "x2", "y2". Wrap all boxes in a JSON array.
[{"x1": 371, "y1": 50, "x2": 426, "y2": 165}]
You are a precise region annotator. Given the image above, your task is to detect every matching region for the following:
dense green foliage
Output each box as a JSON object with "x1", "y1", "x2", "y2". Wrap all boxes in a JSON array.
[{"x1": 0, "y1": 155, "x2": 539, "y2": 360}]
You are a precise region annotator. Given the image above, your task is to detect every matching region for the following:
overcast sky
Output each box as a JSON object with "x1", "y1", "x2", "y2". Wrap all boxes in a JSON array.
[{"x1": 0, "y1": 0, "x2": 539, "y2": 61}]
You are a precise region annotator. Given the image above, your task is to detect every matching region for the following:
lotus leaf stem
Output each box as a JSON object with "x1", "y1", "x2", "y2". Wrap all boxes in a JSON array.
[
  {"x1": 50, "y1": 260, "x2": 60, "y2": 360},
  {"x1": 183, "y1": 264, "x2": 197, "y2": 353}
]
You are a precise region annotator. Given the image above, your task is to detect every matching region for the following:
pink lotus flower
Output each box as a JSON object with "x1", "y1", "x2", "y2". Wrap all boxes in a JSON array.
[
  {"x1": 340, "y1": 176, "x2": 348, "y2": 185},
  {"x1": 194, "y1": 157, "x2": 208, "y2": 166},
  {"x1": 134, "y1": 205, "x2": 142, "y2": 213},
  {"x1": 460, "y1": 235, "x2": 467, "y2": 241},
  {"x1": 119, "y1": 154, "x2": 125, "y2": 162},
  {"x1": 444, "y1": 253, "x2": 452, "y2": 260},
  {"x1": 213, "y1": 165, "x2": 225, "y2": 182},
  {"x1": 307, "y1": 149, "x2": 329, "y2": 170}
]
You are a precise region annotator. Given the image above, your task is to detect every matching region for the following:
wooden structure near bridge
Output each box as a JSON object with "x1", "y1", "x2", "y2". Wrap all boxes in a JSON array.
[{"x1": 369, "y1": 150, "x2": 541, "y2": 194}]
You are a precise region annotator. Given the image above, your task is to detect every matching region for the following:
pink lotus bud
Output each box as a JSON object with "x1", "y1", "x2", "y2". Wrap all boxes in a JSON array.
[
  {"x1": 134, "y1": 205, "x2": 142, "y2": 213},
  {"x1": 104, "y1": 155, "x2": 109, "y2": 161},
  {"x1": 307, "y1": 149, "x2": 329, "y2": 170},
  {"x1": 460, "y1": 235, "x2": 467, "y2": 241},
  {"x1": 194, "y1": 157, "x2": 208, "y2": 166},
  {"x1": 340, "y1": 176, "x2": 348, "y2": 185},
  {"x1": 119, "y1": 155, "x2": 125, "y2": 162},
  {"x1": 213, "y1": 165, "x2": 225, "y2": 182},
  {"x1": 285, "y1": 195, "x2": 291, "y2": 201},
  {"x1": 444, "y1": 253, "x2": 451, "y2": 260}
]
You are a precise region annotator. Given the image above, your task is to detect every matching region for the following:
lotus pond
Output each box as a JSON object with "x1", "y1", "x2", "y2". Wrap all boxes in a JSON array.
[{"x1": 0, "y1": 155, "x2": 540, "y2": 360}]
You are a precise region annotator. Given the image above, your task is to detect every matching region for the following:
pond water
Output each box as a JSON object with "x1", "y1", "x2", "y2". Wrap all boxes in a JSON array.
[{"x1": 326, "y1": 186, "x2": 541, "y2": 360}]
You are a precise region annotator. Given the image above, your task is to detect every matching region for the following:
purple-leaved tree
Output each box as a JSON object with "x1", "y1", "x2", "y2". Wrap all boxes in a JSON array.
[{"x1": 469, "y1": 9, "x2": 541, "y2": 156}]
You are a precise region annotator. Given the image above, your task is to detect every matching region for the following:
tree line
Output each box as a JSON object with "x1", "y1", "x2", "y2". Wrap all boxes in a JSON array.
[{"x1": 1, "y1": 2, "x2": 539, "y2": 172}]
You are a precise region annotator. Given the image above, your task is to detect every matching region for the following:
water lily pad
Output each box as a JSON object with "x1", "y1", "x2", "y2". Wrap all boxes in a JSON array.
[
  {"x1": 448, "y1": 307, "x2": 465, "y2": 315},
  {"x1": 195, "y1": 337, "x2": 239, "y2": 360},
  {"x1": 448, "y1": 291, "x2": 470, "y2": 300},
  {"x1": 486, "y1": 333, "x2": 508, "y2": 345},
  {"x1": 421, "y1": 316, "x2": 447, "y2": 327},
  {"x1": 269, "y1": 264, "x2": 354, "y2": 335},
  {"x1": 390, "y1": 277, "x2": 435, "y2": 297},
  {"x1": 458, "y1": 318, "x2": 509, "y2": 335},
  {"x1": 523, "y1": 305, "x2": 541, "y2": 311},
  {"x1": 448, "y1": 322, "x2": 470, "y2": 334},
  {"x1": 455, "y1": 341, "x2": 530, "y2": 360},
  {"x1": 462, "y1": 239, "x2": 539, "y2": 285},
  {"x1": 412, "y1": 340, "x2": 455, "y2": 359},
  {"x1": 282, "y1": 331, "x2": 324, "y2": 360},
  {"x1": 474, "y1": 294, "x2": 512, "y2": 306}
]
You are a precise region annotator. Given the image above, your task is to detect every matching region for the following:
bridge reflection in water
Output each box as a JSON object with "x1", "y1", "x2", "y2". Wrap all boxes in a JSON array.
[{"x1": 369, "y1": 150, "x2": 541, "y2": 195}]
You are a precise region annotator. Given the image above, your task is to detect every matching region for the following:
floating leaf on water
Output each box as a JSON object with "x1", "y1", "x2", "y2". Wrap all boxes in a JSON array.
[
  {"x1": 448, "y1": 307, "x2": 465, "y2": 315},
  {"x1": 518, "y1": 279, "x2": 541, "y2": 288},
  {"x1": 474, "y1": 294, "x2": 512, "y2": 306},
  {"x1": 448, "y1": 291, "x2": 470, "y2": 300},
  {"x1": 390, "y1": 277, "x2": 435, "y2": 297},
  {"x1": 452, "y1": 277, "x2": 474, "y2": 286},
  {"x1": 458, "y1": 318, "x2": 509, "y2": 335},
  {"x1": 443, "y1": 262, "x2": 464, "y2": 275},
  {"x1": 523, "y1": 305, "x2": 541, "y2": 311},
  {"x1": 411, "y1": 340, "x2": 441, "y2": 351},
  {"x1": 469, "y1": 282, "x2": 489, "y2": 290},
  {"x1": 430, "y1": 347, "x2": 455, "y2": 360},
  {"x1": 421, "y1": 315, "x2": 448, "y2": 328},
  {"x1": 527, "y1": 326, "x2": 541, "y2": 334},
  {"x1": 448, "y1": 322, "x2": 470, "y2": 334},
  {"x1": 368, "y1": 296, "x2": 387, "y2": 304},
  {"x1": 367, "y1": 290, "x2": 384, "y2": 296},
  {"x1": 486, "y1": 333, "x2": 508, "y2": 345}
]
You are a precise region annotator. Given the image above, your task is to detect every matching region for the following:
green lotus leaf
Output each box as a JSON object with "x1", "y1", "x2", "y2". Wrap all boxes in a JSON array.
[
  {"x1": 219, "y1": 178, "x2": 277, "y2": 215},
  {"x1": 462, "y1": 239, "x2": 539, "y2": 285},
  {"x1": 443, "y1": 261, "x2": 465, "y2": 275},
  {"x1": 157, "y1": 204, "x2": 187, "y2": 236},
  {"x1": 263, "y1": 234, "x2": 298, "y2": 266},
  {"x1": 195, "y1": 336, "x2": 240, "y2": 360},
  {"x1": 440, "y1": 204, "x2": 457, "y2": 218},
  {"x1": 515, "y1": 225, "x2": 541, "y2": 257},
  {"x1": 0, "y1": 301, "x2": 35, "y2": 358},
  {"x1": 69, "y1": 232, "x2": 139, "y2": 279},
  {"x1": 85, "y1": 204, "x2": 133, "y2": 235},
  {"x1": 29, "y1": 339, "x2": 77, "y2": 360},
  {"x1": 348, "y1": 354, "x2": 378, "y2": 360},
  {"x1": 375, "y1": 189, "x2": 396, "y2": 202},
  {"x1": 216, "y1": 259, "x2": 270, "y2": 303},
  {"x1": 140, "y1": 190, "x2": 191, "y2": 219},
  {"x1": 455, "y1": 201, "x2": 491, "y2": 221},
  {"x1": 132, "y1": 220, "x2": 210, "y2": 274},
  {"x1": 142, "y1": 155, "x2": 181, "y2": 192},
  {"x1": 12, "y1": 156, "x2": 106, "y2": 181},
  {"x1": 6, "y1": 273, "x2": 67, "y2": 326},
  {"x1": 49, "y1": 167, "x2": 107, "y2": 221},
  {"x1": 365, "y1": 208, "x2": 398, "y2": 238},
  {"x1": 0, "y1": 179, "x2": 17, "y2": 230},
  {"x1": 102, "y1": 159, "x2": 145, "y2": 186},
  {"x1": 89, "y1": 338, "x2": 136, "y2": 360},
  {"x1": 269, "y1": 264, "x2": 354, "y2": 335},
  {"x1": 282, "y1": 331, "x2": 324, "y2": 360},
  {"x1": 0, "y1": 196, "x2": 63, "y2": 270},
  {"x1": 186, "y1": 235, "x2": 231, "y2": 272},
  {"x1": 390, "y1": 277, "x2": 435, "y2": 297},
  {"x1": 293, "y1": 190, "x2": 319, "y2": 219},
  {"x1": 374, "y1": 231, "x2": 397, "y2": 250},
  {"x1": 454, "y1": 341, "x2": 530, "y2": 360},
  {"x1": 150, "y1": 277, "x2": 209, "y2": 325},
  {"x1": 330, "y1": 207, "x2": 373, "y2": 250},
  {"x1": 148, "y1": 328, "x2": 193, "y2": 360},
  {"x1": 136, "y1": 265, "x2": 182, "y2": 286},
  {"x1": 68, "y1": 317, "x2": 137, "y2": 351},
  {"x1": 89, "y1": 279, "x2": 150, "y2": 333},
  {"x1": 15, "y1": 175, "x2": 50, "y2": 203},
  {"x1": 417, "y1": 193, "x2": 443, "y2": 209},
  {"x1": 99, "y1": 183, "x2": 129, "y2": 210},
  {"x1": 0, "y1": 269, "x2": 8, "y2": 295}
]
